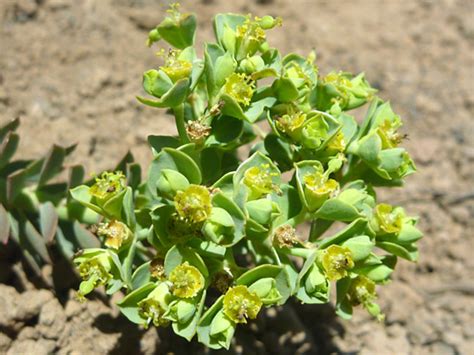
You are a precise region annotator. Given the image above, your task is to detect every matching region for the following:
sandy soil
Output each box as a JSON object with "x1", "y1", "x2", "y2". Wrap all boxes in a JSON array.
[{"x1": 0, "y1": 0, "x2": 473, "y2": 354}]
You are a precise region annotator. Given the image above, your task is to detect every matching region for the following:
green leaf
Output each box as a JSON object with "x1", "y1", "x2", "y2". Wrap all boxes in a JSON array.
[
  {"x1": 69, "y1": 185, "x2": 104, "y2": 217},
  {"x1": 21, "y1": 219, "x2": 52, "y2": 264},
  {"x1": 38, "y1": 145, "x2": 67, "y2": 186},
  {"x1": 0, "y1": 133, "x2": 19, "y2": 169},
  {"x1": 39, "y1": 202, "x2": 58, "y2": 243},
  {"x1": 264, "y1": 134, "x2": 293, "y2": 171},
  {"x1": 342, "y1": 235, "x2": 373, "y2": 262},
  {"x1": 335, "y1": 278, "x2": 353, "y2": 320},
  {"x1": 213, "y1": 13, "x2": 246, "y2": 47},
  {"x1": 207, "y1": 115, "x2": 244, "y2": 145},
  {"x1": 171, "y1": 291, "x2": 207, "y2": 341},
  {"x1": 237, "y1": 264, "x2": 291, "y2": 305},
  {"x1": 210, "y1": 192, "x2": 245, "y2": 246},
  {"x1": 272, "y1": 77, "x2": 299, "y2": 102},
  {"x1": 73, "y1": 221, "x2": 100, "y2": 249},
  {"x1": 148, "y1": 147, "x2": 201, "y2": 197},
  {"x1": 158, "y1": 13, "x2": 197, "y2": 49},
  {"x1": 197, "y1": 296, "x2": 234, "y2": 350},
  {"x1": 200, "y1": 147, "x2": 222, "y2": 184},
  {"x1": 0, "y1": 204, "x2": 10, "y2": 244},
  {"x1": 164, "y1": 245, "x2": 209, "y2": 278},
  {"x1": 68, "y1": 165, "x2": 85, "y2": 189},
  {"x1": 148, "y1": 135, "x2": 180, "y2": 155},
  {"x1": 318, "y1": 218, "x2": 369, "y2": 249},
  {"x1": 0, "y1": 118, "x2": 20, "y2": 143},
  {"x1": 55, "y1": 226, "x2": 75, "y2": 259},
  {"x1": 355, "y1": 255, "x2": 397, "y2": 282}
]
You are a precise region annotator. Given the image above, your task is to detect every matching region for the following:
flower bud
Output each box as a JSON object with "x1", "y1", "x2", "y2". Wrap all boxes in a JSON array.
[
  {"x1": 164, "y1": 298, "x2": 197, "y2": 324},
  {"x1": 223, "y1": 285, "x2": 262, "y2": 324},
  {"x1": 304, "y1": 265, "x2": 330, "y2": 298},
  {"x1": 240, "y1": 55, "x2": 265, "y2": 74},
  {"x1": 174, "y1": 184, "x2": 212, "y2": 224},
  {"x1": 97, "y1": 220, "x2": 133, "y2": 249},
  {"x1": 257, "y1": 15, "x2": 282, "y2": 30},
  {"x1": 248, "y1": 278, "x2": 282, "y2": 305},
  {"x1": 89, "y1": 171, "x2": 126, "y2": 202},
  {"x1": 203, "y1": 207, "x2": 235, "y2": 244},
  {"x1": 146, "y1": 28, "x2": 161, "y2": 47},
  {"x1": 156, "y1": 169, "x2": 190, "y2": 199},
  {"x1": 320, "y1": 245, "x2": 354, "y2": 281},
  {"x1": 169, "y1": 262, "x2": 205, "y2": 298},
  {"x1": 245, "y1": 199, "x2": 279, "y2": 226}
]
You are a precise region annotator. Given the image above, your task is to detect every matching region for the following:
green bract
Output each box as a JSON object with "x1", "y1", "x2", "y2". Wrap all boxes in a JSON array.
[{"x1": 0, "y1": 3, "x2": 423, "y2": 350}]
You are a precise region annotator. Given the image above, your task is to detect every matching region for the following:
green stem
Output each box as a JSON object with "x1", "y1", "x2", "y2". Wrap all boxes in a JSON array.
[
  {"x1": 283, "y1": 247, "x2": 312, "y2": 259},
  {"x1": 173, "y1": 104, "x2": 190, "y2": 144}
]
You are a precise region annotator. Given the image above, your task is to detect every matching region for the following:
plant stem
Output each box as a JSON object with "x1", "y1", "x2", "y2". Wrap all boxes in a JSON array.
[
  {"x1": 173, "y1": 104, "x2": 190, "y2": 144},
  {"x1": 283, "y1": 247, "x2": 312, "y2": 259}
]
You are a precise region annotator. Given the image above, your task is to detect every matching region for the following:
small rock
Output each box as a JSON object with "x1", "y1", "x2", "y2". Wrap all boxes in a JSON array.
[
  {"x1": 7, "y1": 339, "x2": 50, "y2": 355},
  {"x1": 18, "y1": 289, "x2": 54, "y2": 321},
  {"x1": 17, "y1": 326, "x2": 40, "y2": 341},
  {"x1": 38, "y1": 298, "x2": 67, "y2": 340},
  {"x1": 0, "y1": 332, "x2": 12, "y2": 353}
]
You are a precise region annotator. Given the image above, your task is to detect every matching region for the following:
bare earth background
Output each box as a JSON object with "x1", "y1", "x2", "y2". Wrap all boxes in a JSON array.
[{"x1": 0, "y1": 0, "x2": 473, "y2": 354}]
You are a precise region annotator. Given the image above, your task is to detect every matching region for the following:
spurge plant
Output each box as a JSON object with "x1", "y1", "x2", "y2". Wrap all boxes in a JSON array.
[{"x1": 0, "y1": 4, "x2": 422, "y2": 350}]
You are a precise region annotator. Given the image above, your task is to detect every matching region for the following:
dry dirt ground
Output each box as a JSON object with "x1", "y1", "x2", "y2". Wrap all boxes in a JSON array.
[{"x1": 1, "y1": 0, "x2": 473, "y2": 354}]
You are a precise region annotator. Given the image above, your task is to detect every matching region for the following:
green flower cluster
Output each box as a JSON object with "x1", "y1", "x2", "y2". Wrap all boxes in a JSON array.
[{"x1": 66, "y1": 4, "x2": 423, "y2": 350}]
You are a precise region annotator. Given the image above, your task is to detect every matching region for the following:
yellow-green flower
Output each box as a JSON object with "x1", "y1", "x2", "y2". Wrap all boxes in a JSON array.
[
  {"x1": 223, "y1": 73, "x2": 255, "y2": 106},
  {"x1": 97, "y1": 220, "x2": 132, "y2": 249},
  {"x1": 159, "y1": 49, "x2": 192, "y2": 82},
  {"x1": 89, "y1": 171, "x2": 126, "y2": 201},
  {"x1": 138, "y1": 283, "x2": 172, "y2": 327},
  {"x1": 276, "y1": 111, "x2": 306, "y2": 137},
  {"x1": 303, "y1": 170, "x2": 339, "y2": 209},
  {"x1": 348, "y1": 276, "x2": 384, "y2": 321},
  {"x1": 348, "y1": 275, "x2": 376, "y2": 305},
  {"x1": 169, "y1": 262, "x2": 205, "y2": 298},
  {"x1": 243, "y1": 164, "x2": 276, "y2": 200},
  {"x1": 377, "y1": 117, "x2": 403, "y2": 149},
  {"x1": 139, "y1": 299, "x2": 169, "y2": 327},
  {"x1": 223, "y1": 285, "x2": 262, "y2": 324},
  {"x1": 327, "y1": 131, "x2": 346, "y2": 152},
  {"x1": 374, "y1": 203, "x2": 405, "y2": 234},
  {"x1": 321, "y1": 245, "x2": 354, "y2": 281},
  {"x1": 77, "y1": 253, "x2": 113, "y2": 299},
  {"x1": 174, "y1": 185, "x2": 212, "y2": 224}
]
